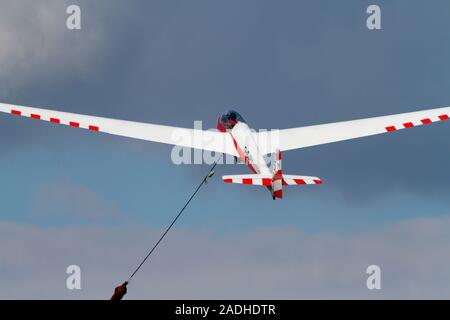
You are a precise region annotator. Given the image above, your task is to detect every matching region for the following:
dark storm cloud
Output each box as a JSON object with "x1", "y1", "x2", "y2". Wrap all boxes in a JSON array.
[{"x1": 0, "y1": 0, "x2": 449, "y2": 199}]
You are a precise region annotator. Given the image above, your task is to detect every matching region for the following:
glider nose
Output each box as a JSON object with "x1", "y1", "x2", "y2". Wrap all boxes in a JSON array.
[{"x1": 217, "y1": 116, "x2": 226, "y2": 132}]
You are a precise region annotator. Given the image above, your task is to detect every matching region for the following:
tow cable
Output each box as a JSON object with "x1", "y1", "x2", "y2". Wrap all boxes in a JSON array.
[{"x1": 110, "y1": 160, "x2": 219, "y2": 300}]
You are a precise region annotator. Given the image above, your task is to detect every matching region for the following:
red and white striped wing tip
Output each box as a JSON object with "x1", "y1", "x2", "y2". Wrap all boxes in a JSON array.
[
  {"x1": 9, "y1": 108, "x2": 100, "y2": 132},
  {"x1": 385, "y1": 113, "x2": 449, "y2": 132}
]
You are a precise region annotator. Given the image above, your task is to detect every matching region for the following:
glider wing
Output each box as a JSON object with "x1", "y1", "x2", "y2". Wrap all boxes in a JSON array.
[
  {"x1": 256, "y1": 106, "x2": 450, "y2": 154},
  {"x1": 0, "y1": 102, "x2": 238, "y2": 156}
]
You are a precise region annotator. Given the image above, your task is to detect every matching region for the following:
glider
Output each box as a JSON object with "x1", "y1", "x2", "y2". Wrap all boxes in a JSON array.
[{"x1": 0, "y1": 102, "x2": 448, "y2": 199}]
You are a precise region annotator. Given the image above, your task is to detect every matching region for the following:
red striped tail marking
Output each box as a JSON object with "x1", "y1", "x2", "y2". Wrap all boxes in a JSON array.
[{"x1": 271, "y1": 149, "x2": 283, "y2": 199}]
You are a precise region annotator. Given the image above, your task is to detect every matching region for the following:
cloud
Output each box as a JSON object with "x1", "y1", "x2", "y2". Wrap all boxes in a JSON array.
[
  {"x1": 0, "y1": 0, "x2": 107, "y2": 89},
  {"x1": 32, "y1": 179, "x2": 121, "y2": 221},
  {"x1": 1, "y1": 214, "x2": 450, "y2": 299}
]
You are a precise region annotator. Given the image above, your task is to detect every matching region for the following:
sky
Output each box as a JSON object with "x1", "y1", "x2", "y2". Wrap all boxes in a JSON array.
[{"x1": 0, "y1": 0, "x2": 450, "y2": 299}]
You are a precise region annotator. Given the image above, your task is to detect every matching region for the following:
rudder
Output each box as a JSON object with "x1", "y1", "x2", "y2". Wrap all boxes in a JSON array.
[{"x1": 272, "y1": 149, "x2": 283, "y2": 199}]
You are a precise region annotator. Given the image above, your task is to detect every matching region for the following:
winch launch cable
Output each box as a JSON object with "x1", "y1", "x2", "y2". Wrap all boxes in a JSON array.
[{"x1": 126, "y1": 160, "x2": 219, "y2": 283}]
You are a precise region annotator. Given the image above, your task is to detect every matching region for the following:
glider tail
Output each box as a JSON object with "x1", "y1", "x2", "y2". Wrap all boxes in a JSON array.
[
  {"x1": 271, "y1": 149, "x2": 283, "y2": 199},
  {"x1": 270, "y1": 149, "x2": 323, "y2": 199},
  {"x1": 222, "y1": 150, "x2": 322, "y2": 199}
]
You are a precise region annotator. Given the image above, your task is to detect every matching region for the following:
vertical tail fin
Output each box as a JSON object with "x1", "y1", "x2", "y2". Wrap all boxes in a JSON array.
[{"x1": 272, "y1": 149, "x2": 283, "y2": 199}]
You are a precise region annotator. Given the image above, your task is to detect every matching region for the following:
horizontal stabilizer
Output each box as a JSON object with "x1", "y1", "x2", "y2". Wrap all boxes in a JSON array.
[
  {"x1": 282, "y1": 175, "x2": 322, "y2": 185},
  {"x1": 222, "y1": 174, "x2": 272, "y2": 186},
  {"x1": 222, "y1": 174, "x2": 322, "y2": 186}
]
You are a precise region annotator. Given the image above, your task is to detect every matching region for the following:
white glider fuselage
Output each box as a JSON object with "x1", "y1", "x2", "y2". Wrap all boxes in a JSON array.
[
  {"x1": 229, "y1": 122, "x2": 271, "y2": 175},
  {"x1": 227, "y1": 122, "x2": 284, "y2": 199}
]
